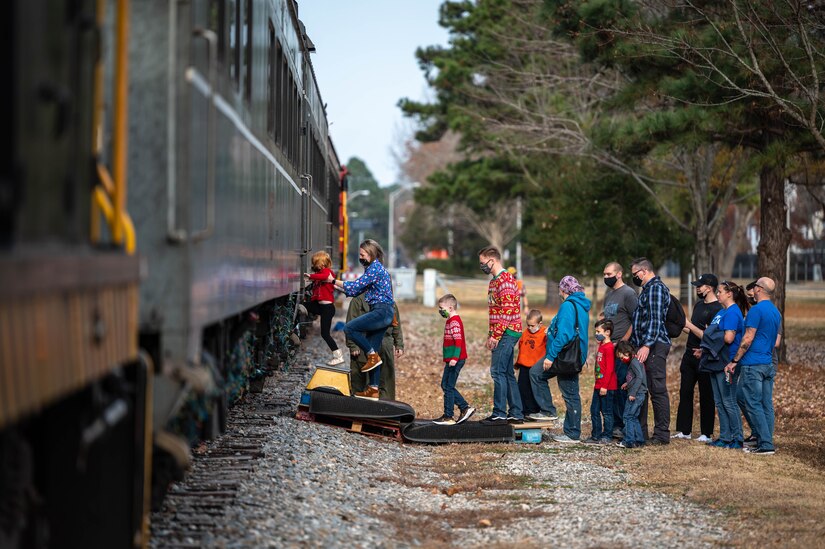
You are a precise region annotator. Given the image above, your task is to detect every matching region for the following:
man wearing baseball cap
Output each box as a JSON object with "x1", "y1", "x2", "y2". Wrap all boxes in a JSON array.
[{"x1": 674, "y1": 273, "x2": 722, "y2": 442}]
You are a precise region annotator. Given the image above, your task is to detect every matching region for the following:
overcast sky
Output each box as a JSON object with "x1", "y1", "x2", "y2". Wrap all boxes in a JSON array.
[{"x1": 298, "y1": 1, "x2": 449, "y2": 186}]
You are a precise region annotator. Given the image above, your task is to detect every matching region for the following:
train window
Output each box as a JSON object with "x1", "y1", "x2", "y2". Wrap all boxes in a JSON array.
[
  {"x1": 228, "y1": 0, "x2": 238, "y2": 87},
  {"x1": 278, "y1": 57, "x2": 289, "y2": 149},
  {"x1": 243, "y1": 0, "x2": 252, "y2": 101},
  {"x1": 267, "y1": 21, "x2": 275, "y2": 137},
  {"x1": 274, "y1": 41, "x2": 283, "y2": 144},
  {"x1": 209, "y1": 0, "x2": 224, "y2": 62}
]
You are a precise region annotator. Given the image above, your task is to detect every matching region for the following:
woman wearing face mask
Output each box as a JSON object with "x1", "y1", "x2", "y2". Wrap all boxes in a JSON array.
[
  {"x1": 697, "y1": 281, "x2": 750, "y2": 448},
  {"x1": 331, "y1": 239, "x2": 395, "y2": 399},
  {"x1": 529, "y1": 276, "x2": 591, "y2": 442}
]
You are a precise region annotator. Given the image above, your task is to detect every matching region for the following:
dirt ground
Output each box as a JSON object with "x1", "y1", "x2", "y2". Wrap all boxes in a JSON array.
[{"x1": 389, "y1": 286, "x2": 825, "y2": 548}]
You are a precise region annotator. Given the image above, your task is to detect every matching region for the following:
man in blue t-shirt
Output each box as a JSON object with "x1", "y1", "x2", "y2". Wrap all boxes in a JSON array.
[{"x1": 724, "y1": 277, "x2": 781, "y2": 455}]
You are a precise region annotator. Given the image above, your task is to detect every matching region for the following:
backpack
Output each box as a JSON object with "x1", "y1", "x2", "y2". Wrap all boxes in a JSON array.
[{"x1": 665, "y1": 293, "x2": 686, "y2": 338}]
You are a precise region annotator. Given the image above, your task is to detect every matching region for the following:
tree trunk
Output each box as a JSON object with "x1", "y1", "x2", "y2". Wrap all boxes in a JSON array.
[
  {"x1": 757, "y1": 166, "x2": 791, "y2": 362},
  {"x1": 545, "y1": 277, "x2": 561, "y2": 308},
  {"x1": 715, "y1": 204, "x2": 756, "y2": 278},
  {"x1": 693, "y1": 230, "x2": 713, "y2": 279}
]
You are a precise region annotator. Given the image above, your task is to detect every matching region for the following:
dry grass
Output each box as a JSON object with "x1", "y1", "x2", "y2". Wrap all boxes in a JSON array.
[{"x1": 393, "y1": 286, "x2": 825, "y2": 548}]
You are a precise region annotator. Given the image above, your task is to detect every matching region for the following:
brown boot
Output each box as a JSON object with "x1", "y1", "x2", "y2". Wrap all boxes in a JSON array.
[
  {"x1": 360, "y1": 352, "x2": 383, "y2": 373},
  {"x1": 354, "y1": 386, "x2": 379, "y2": 400}
]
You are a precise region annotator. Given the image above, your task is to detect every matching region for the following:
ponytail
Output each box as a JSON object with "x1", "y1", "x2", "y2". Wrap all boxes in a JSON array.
[{"x1": 728, "y1": 282, "x2": 750, "y2": 316}]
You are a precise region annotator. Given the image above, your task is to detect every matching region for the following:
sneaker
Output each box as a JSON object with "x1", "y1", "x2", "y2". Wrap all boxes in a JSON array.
[
  {"x1": 709, "y1": 439, "x2": 728, "y2": 448},
  {"x1": 327, "y1": 349, "x2": 345, "y2": 366},
  {"x1": 354, "y1": 386, "x2": 379, "y2": 400},
  {"x1": 750, "y1": 448, "x2": 776, "y2": 456},
  {"x1": 456, "y1": 406, "x2": 475, "y2": 424},
  {"x1": 671, "y1": 432, "x2": 692, "y2": 440},
  {"x1": 744, "y1": 434, "x2": 758, "y2": 444},
  {"x1": 612, "y1": 428, "x2": 624, "y2": 439},
  {"x1": 598, "y1": 438, "x2": 613, "y2": 445},
  {"x1": 648, "y1": 438, "x2": 669, "y2": 446},
  {"x1": 360, "y1": 352, "x2": 383, "y2": 373},
  {"x1": 552, "y1": 434, "x2": 579, "y2": 443},
  {"x1": 695, "y1": 434, "x2": 712, "y2": 443},
  {"x1": 433, "y1": 415, "x2": 456, "y2": 426},
  {"x1": 507, "y1": 417, "x2": 524, "y2": 425},
  {"x1": 616, "y1": 441, "x2": 634, "y2": 449},
  {"x1": 480, "y1": 415, "x2": 508, "y2": 426},
  {"x1": 527, "y1": 412, "x2": 558, "y2": 421},
  {"x1": 726, "y1": 441, "x2": 743, "y2": 450},
  {"x1": 583, "y1": 437, "x2": 601, "y2": 444}
]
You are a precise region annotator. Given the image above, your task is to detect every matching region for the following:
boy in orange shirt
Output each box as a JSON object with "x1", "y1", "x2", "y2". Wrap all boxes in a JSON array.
[{"x1": 515, "y1": 309, "x2": 547, "y2": 419}]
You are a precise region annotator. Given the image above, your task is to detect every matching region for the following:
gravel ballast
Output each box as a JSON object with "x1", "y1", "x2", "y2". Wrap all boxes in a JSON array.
[{"x1": 151, "y1": 333, "x2": 731, "y2": 548}]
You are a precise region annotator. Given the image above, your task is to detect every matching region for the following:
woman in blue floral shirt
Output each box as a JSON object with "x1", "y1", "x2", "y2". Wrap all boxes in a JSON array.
[{"x1": 331, "y1": 239, "x2": 395, "y2": 399}]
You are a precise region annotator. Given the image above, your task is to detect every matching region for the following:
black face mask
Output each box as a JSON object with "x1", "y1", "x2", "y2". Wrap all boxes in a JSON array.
[
  {"x1": 632, "y1": 274, "x2": 643, "y2": 287},
  {"x1": 747, "y1": 296, "x2": 757, "y2": 306},
  {"x1": 359, "y1": 258, "x2": 371, "y2": 268},
  {"x1": 696, "y1": 290, "x2": 706, "y2": 299},
  {"x1": 480, "y1": 260, "x2": 493, "y2": 275},
  {"x1": 604, "y1": 276, "x2": 617, "y2": 288}
]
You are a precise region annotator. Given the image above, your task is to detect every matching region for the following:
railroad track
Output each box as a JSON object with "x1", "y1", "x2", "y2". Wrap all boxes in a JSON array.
[{"x1": 150, "y1": 362, "x2": 312, "y2": 547}]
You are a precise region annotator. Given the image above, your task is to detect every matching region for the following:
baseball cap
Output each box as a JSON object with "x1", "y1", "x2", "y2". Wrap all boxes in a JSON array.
[{"x1": 691, "y1": 273, "x2": 718, "y2": 288}]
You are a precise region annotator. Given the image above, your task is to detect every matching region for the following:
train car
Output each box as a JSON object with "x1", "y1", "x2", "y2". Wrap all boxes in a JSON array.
[
  {"x1": 125, "y1": 0, "x2": 342, "y2": 508},
  {"x1": 1, "y1": 0, "x2": 343, "y2": 546},
  {"x1": 1, "y1": 0, "x2": 150, "y2": 547}
]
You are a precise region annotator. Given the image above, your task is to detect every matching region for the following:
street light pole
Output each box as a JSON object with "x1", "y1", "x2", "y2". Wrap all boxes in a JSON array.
[
  {"x1": 388, "y1": 182, "x2": 419, "y2": 270},
  {"x1": 344, "y1": 189, "x2": 370, "y2": 270}
]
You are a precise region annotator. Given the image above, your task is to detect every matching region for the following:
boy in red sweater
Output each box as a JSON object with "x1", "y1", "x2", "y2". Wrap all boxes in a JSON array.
[
  {"x1": 433, "y1": 294, "x2": 475, "y2": 425},
  {"x1": 586, "y1": 319, "x2": 617, "y2": 444},
  {"x1": 303, "y1": 251, "x2": 343, "y2": 366}
]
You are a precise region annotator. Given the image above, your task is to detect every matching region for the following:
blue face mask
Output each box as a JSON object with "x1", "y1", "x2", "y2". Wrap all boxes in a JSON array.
[{"x1": 595, "y1": 333, "x2": 606, "y2": 342}]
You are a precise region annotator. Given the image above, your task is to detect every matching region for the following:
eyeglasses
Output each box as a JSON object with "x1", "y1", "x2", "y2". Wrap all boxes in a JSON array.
[{"x1": 631, "y1": 269, "x2": 646, "y2": 277}]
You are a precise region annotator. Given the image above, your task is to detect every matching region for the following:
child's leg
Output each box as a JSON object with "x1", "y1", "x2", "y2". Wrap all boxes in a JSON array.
[
  {"x1": 441, "y1": 364, "x2": 455, "y2": 417},
  {"x1": 590, "y1": 390, "x2": 602, "y2": 438},
  {"x1": 319, "y1": 303, "x2": 338, "y2": 351},
  {"x1": 451, "y1": 360, "x2": 469, "y2": 411},
  {"x1": 516, "y1": 366, "x2": 540, "y2": 415},
  {"x1": 602, "y1": 392, "x2": 614, "y2": 438}
]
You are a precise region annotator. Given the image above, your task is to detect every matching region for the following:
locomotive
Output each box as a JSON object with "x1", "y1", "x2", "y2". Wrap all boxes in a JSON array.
[{"x1": 1, "y1": 0, "x2": 344, "y2": 546}]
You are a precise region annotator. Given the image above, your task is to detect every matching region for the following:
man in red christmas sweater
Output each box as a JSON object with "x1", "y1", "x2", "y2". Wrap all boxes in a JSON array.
[{"x1": 478, "y1": 246, "x2": 524, "y2": 425}]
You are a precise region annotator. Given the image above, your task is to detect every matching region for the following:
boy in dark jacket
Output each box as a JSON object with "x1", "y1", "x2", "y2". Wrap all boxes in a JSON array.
[{"x1": 616, "y1": 341, "x2": 647, "y2": 449}]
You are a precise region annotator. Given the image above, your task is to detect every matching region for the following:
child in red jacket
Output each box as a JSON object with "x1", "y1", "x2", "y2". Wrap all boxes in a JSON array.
[
  {"x1": 303, "y1": 251, "x2": 343, "y2": 365},
  {"x1": 586, "y1": 319, "x2": 617, "y2": 444}
]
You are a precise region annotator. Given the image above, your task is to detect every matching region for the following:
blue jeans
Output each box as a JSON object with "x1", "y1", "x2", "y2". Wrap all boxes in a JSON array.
[
  {"x1": 344, "y1": 302, "x2": 394, "y2": 387},
  {"x1": 623, "y1": 394, "x2": 645, "y2": 446},
  {"x1": 736, "y1": 363, "x2": 775, "y2": 451},
  {"x1": 530, "y1": 363, "x2": 581, "y2": 439},
  {"x1": 490, "y1": 334, "x2": 523, "y2": 418},
  {"x1": 613, "y1": 359, "x2": 628, "y2": 430},
  {"x1": 710, "y1": 371, "x2": 742, "y2": 444},
  {"x1": 441, "y1": 360, "x2": 469, "y2": 417},
  {"x1": 590, "y1": 389, "x2": 615, "y2": 439}
]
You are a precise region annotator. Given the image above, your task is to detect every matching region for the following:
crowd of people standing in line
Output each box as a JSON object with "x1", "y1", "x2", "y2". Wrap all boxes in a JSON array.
[
  {"x1": 445, "y1": 247, "x2": 782, "y2": 454},
  {"x1": 305, "y1": 239, "x2": 782, "y2": 455}
]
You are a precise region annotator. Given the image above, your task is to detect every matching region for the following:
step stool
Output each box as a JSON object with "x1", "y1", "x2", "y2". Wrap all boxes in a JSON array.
[{"x1": 305, "y1": 364, "x2": 351, "y2": 396}]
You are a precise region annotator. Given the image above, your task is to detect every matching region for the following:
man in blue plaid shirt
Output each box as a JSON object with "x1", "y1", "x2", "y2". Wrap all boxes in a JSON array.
[{"x1": 629, "y1": 257, "x2": 672, "y2": 445}]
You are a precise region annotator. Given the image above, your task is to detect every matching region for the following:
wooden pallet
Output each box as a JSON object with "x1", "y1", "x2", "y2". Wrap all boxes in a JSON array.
[{"x1": 295, "y1": 408, "x2": 403, "y2": 442}]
